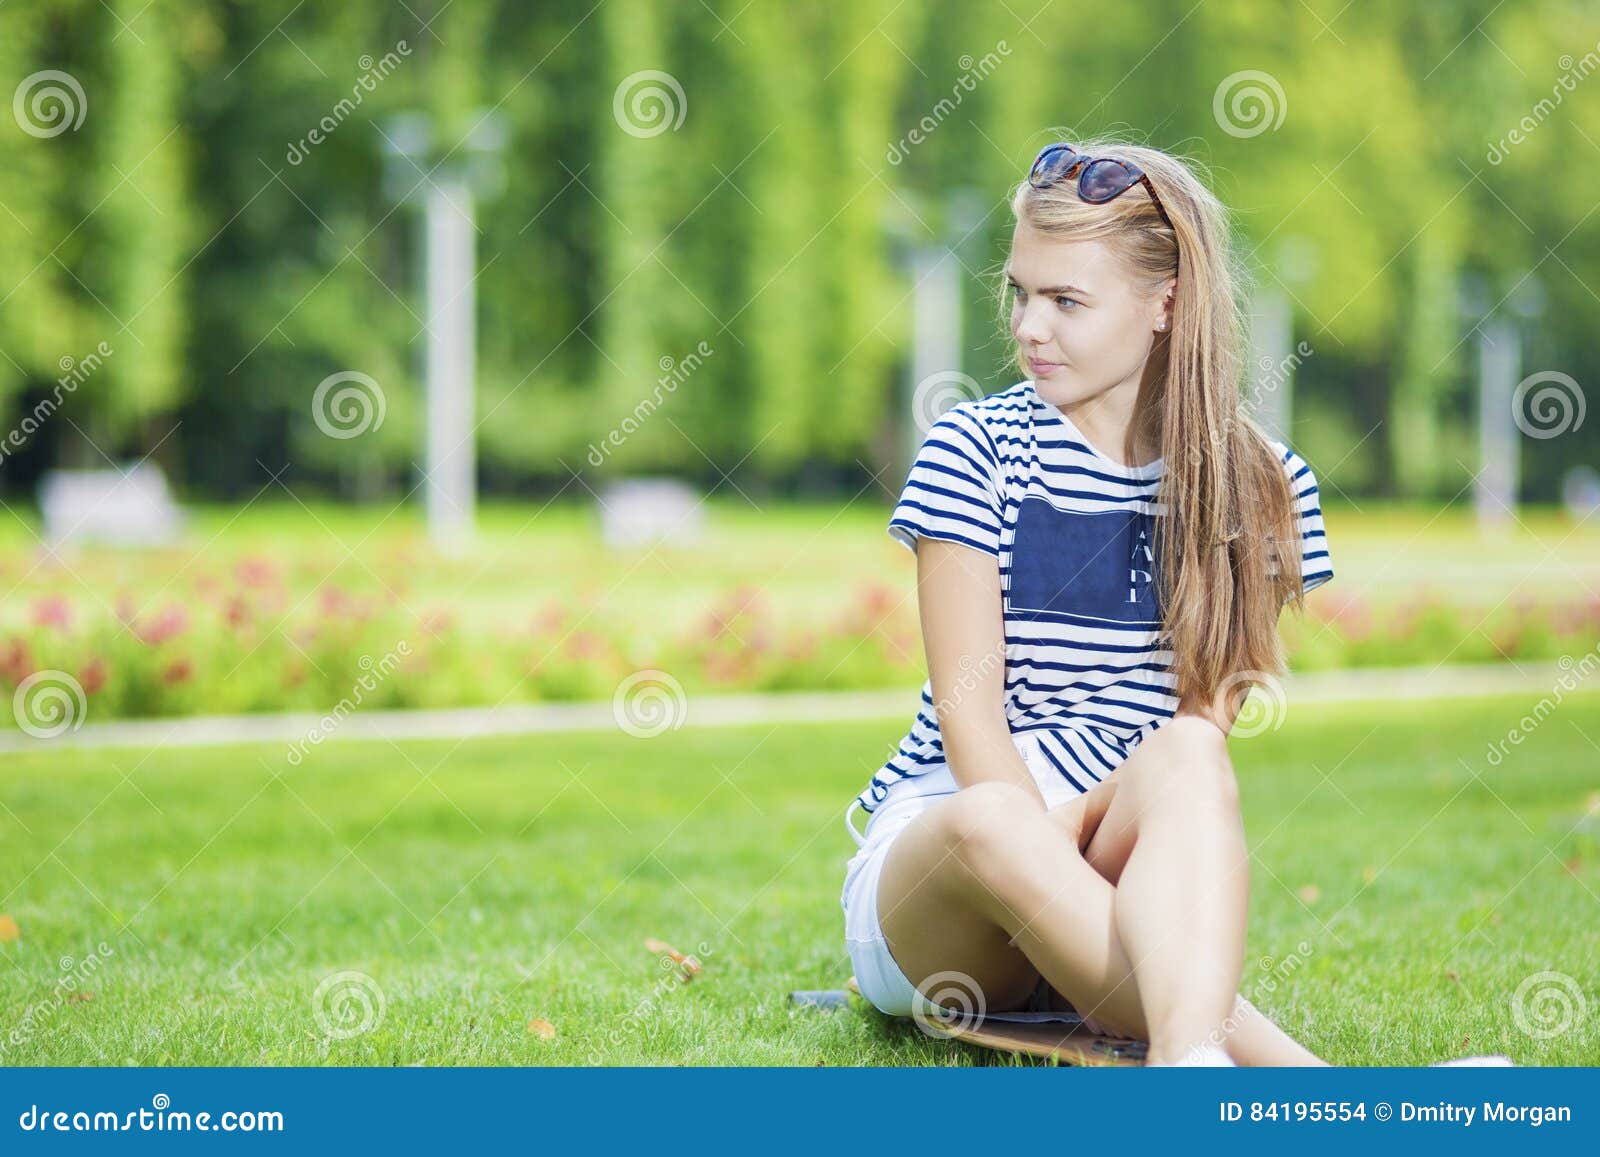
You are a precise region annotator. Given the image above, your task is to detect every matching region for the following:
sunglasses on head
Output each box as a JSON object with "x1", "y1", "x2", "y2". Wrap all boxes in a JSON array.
[{"x1": 1027, "y1": 143, "x2": 1177, "y2": 238}]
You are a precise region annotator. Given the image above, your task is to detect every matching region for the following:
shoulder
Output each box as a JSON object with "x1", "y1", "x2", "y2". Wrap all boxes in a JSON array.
[
  {"x1": 1266, "y1": 437, "x2": 1313, "y2": 479},
  {"x1": 932, "y1": 381, "x2": 1033, "y2": 448},
  {"x1": 1265, "y1": 438, "x2": 1322, "y2": 504}
]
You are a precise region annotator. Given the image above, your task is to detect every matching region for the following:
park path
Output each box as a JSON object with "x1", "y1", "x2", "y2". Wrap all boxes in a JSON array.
[{"x1": 0, "y1": 661, "x2": 1579, "y2": 755}]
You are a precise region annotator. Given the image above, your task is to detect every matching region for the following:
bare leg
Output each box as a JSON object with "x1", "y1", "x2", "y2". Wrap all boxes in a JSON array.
[
  {"x1": 876, "y1": 776, "x2": 1326, "y2": 1066},
  {"x1": 1086, "y1": 717, "x2": 1253, "y2": 1062}
]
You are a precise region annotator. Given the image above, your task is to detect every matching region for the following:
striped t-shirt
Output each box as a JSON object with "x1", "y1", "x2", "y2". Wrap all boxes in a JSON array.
[{"x1": 854, "y1": 379, "x2": 1333, "y2": 817}]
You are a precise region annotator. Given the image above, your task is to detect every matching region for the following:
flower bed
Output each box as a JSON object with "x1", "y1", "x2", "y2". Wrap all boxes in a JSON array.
[{"x1": 1, "y1": 562, "x2": 1597, "y2": 730}]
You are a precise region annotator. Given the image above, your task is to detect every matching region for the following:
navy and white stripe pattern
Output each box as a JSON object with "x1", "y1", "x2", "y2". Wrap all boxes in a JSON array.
[{"x1": 859, "y1": 379, "x2": 1334, "y2": 815}]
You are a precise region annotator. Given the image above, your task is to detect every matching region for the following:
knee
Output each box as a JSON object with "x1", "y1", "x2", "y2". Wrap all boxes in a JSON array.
[
  {"x1": 1136, "y1": 745, "x2": 1240, "y2": 814},
  {"x1": 937, "y1": 781, "x2": 1047, "y2": 875}
]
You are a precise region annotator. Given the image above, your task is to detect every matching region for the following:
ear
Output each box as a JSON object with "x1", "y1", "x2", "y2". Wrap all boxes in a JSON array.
[{"x1": 1152, "y1": 277, "x2": 1176, "y2": 333}]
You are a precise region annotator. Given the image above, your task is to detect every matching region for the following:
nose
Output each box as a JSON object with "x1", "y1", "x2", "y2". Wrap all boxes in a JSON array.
[{"x1": 1013, "y1": 297, "x2": 1051, "y2": 346}]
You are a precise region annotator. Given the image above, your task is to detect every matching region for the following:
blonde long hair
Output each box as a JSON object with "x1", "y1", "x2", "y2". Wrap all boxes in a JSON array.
[{"x1": 1001, "y1": 135, "x2": 1304, "y2": 707}]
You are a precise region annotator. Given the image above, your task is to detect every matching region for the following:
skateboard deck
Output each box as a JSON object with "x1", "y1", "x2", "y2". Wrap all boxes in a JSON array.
[
  {"x1": 790, "y1": 976, "x2": 1147, "y2": 1067},
  {"x1": 922, "y1": 1008, "x2": 1148, "y2": 1066}
]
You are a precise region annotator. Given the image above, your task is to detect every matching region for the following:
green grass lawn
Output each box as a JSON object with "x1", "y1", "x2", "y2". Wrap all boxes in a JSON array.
[{"x1": 2, "y1": 690, "x2": 1598, "y2": 1066}]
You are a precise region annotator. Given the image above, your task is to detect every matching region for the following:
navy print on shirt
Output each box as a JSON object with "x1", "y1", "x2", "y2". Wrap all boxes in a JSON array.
[{"x1": 1007, "y1": 497, "x2": 1163, "y2": 627}]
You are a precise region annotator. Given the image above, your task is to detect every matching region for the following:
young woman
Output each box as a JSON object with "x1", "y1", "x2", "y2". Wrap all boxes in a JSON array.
[{"x1": 839, "y1": 137, "x2": 1334, "y2": 1067}]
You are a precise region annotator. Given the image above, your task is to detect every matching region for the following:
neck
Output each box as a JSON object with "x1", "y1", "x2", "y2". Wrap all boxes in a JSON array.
[{"x1": 1055, "y1": 378, "x2": 1156, "y2": 468}]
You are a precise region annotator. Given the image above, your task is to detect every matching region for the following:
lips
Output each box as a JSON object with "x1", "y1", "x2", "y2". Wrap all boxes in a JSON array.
[{"x1": 1027, "y1": 355, "x2": 1063, "y2": 375}]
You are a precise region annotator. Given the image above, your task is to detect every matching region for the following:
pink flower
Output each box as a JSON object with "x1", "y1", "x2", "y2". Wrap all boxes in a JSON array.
[
  {"x1": 421, "y1": 607, "x2": 456, "y2": 636},
  {"x1": 79, "y1": 658, "x2": 109, "y2": 695},
  {"x1": 135, "y1": 603, "x2": 190, "y2": 646},
  {"x1": 161, "y1": 657, "x2": 193, "y2": 686},
  {"x1": 1554, "y1": 599, "x2": 1588, "y2": 636},
  {"x1": 225, "y1": 596, "x2": 252, "y2": 629},
  {"x1": 704, "y1": 652, "x2": 746, "y2": 685},
  {"x1": 856, "y1": 581, "x2": 896, "y2": 618},
  {"x1": 29, "y1": 595, "x2": 72, "y2": 631},
  {"x1": 234, "y1": 556, "x2": 280, "y2": 589},
  {"x1": 1490, "y1": 629, "x2": 1522, "y2": 659},
  {"x1": 1317, "y1": 591, "x2": 1373, "y2": 641},
  {"x1": 532, "y1": 602, "x2": 567, "y2": 635},
  {"x1": 0, "y1": 637, "x2": 33, "y2": 687}
]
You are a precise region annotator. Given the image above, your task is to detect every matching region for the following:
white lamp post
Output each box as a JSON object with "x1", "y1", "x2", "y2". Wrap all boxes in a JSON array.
[{"x1": 381, "y1": 112, "x2": 505, "y2": 552}]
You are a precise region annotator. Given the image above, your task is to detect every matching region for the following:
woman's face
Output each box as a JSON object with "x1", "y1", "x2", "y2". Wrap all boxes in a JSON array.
[{"x1": 1006, "y1": 220, "x2": 1172, "y2": 410}]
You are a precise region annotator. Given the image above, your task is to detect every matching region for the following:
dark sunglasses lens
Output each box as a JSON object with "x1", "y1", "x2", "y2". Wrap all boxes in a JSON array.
[
  {"x1": 1030, "y1": 145, "x2": 1079, "y2": 187},
  {"x1": 1077, "y1": 159, "x2": 1137, "y2": 202}
]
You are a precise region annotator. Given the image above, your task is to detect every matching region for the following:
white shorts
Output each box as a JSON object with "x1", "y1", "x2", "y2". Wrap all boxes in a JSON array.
[{"x1": 839, "y1": 732, "x2": 1086, "y2": 1016}]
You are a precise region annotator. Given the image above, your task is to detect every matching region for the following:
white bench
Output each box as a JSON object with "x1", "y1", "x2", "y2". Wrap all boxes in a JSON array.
[{"x1": 37, "y1": 463, "x2": 185, "y2": 548}]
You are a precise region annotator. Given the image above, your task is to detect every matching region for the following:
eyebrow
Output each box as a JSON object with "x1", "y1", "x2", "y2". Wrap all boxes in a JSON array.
[{"x1": 1005, "y1": 270, "x2": 1093, "y2": 297}]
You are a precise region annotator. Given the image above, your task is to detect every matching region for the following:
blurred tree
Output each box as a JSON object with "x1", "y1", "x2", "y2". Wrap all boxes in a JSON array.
[{"x1": 0, "y1": 0, "x2": 1592, "y2": 503}]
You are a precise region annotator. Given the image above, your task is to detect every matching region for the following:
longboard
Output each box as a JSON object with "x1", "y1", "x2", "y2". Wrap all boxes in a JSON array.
[
  {"x1": 921, "y1": 1008, "x2": 1148, "y2": 1066},
  {"x1": 789, "y1": 977, "x2": 1148, "y2": 1067}
]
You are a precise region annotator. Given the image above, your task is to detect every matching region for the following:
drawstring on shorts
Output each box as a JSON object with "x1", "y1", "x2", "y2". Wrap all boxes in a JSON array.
[{"x1": 844, "y1": 798, "x2": 869, "y2": 849}]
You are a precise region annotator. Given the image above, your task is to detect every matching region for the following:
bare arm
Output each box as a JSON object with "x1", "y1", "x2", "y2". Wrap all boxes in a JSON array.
[{"x1": 915, "y1": 537, "x2": 1048, "y2": 810}]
